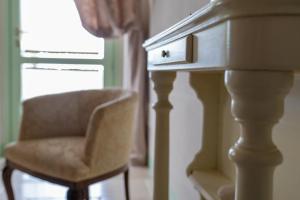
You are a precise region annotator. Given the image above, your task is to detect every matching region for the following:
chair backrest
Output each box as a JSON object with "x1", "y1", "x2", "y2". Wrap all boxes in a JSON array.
[
  {"x1": 77, "y1": 89, "x2": 129, "y2": 136},
  {"x1": 19, "y1": 89, "x2": 134, "y2": 140},
  {"x1": 83, "y1": 90, "x2": 138, "y2": 175}
]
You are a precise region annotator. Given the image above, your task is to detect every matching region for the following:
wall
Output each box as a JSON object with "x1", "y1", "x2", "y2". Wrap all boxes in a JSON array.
[
  {"x1": 273, "y1": 76, "x2": 300, "y2": 199},
  {"x1": 150, "y1": 0, "x2": 209, "y2": 36},
  {"x1": 149, "y1": 0, "x2": 300, "y2": 199}
]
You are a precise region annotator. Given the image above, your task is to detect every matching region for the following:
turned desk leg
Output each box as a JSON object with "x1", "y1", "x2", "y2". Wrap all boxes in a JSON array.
[
  {"x1": 225, "y1": 70, "x2": 294, "y2": 200},
  {"x1": 151, "y1": 72, "x2": 176, "y2": 200}
]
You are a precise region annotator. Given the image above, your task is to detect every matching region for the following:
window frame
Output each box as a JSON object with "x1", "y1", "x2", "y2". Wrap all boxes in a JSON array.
[{"x1": 2, "y1": 0, "x2": 122, "y2": 144}]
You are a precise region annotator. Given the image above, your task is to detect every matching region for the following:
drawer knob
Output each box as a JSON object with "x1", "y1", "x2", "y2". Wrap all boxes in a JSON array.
[{"x1": 161, "y1": 50, "x2": 170, "y2": 58}]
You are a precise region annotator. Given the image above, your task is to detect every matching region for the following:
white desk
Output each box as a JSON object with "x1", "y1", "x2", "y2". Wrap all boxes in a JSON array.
[{"x1": 143, "y1": 0, "x2": 300, "y2": 200}]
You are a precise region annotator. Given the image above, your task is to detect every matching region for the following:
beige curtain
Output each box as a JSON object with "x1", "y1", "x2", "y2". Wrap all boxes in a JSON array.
[{"x1": 74, "y1": 0, "x2": 149, "y2": 165}]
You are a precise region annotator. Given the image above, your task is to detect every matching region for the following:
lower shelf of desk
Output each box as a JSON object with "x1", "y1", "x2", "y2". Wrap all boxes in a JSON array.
[{"x1": 189, "y1": 170, "x2": 233, "y2": 200}]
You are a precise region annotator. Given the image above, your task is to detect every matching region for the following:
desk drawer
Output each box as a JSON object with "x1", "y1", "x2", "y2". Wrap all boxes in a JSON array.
[{"x1": 148, "y1": 35, "x2": 193, "y2": 65}]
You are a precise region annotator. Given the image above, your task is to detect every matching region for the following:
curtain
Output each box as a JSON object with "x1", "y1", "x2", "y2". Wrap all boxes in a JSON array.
[{"x1": 74, "y1": 0, "x2": 149, "y2": 165}]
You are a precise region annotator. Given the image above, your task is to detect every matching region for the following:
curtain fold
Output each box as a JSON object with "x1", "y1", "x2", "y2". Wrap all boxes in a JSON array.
[
  {"x1": 74, "y1": 0, "x2": 149, "y2": 165},
  {"x1": 74, "y1": 0, "x2": 139, "y2": 37}
]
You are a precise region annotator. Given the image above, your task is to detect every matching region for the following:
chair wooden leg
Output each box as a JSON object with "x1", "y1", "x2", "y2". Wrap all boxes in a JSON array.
[
  {"x1": 124, "y1": 169, "x2": 130, "y2": 200},
  {"x1": 67, "y1": 186, "x2": 89, "y2": 200},
  {"x1": 67, "y1": 188, "x2": 75, "y2": 200},
  {"x1": 83, "y1": 186, "x2": 89, "y2": 200},
  {"x1": 2, "y1": 165, "x2": 15, "y2": 200}
]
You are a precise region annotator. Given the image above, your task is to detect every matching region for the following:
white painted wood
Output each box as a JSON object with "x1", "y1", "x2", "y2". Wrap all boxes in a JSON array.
[
  {"x1": 147, "y1": 22, "x2": 228, "y2": 72},
  {"x1": 145, "y1": 0, "x2": 300, "y2": 199},
  {"x1": 148, "y1": 35, "x2": 193, "y2": 66},
  {"x1": 190, "y1": 170, "x2": 232, "y2": 200},
  {"x1": 144, "y1": 0, "x2": 300, "y2": 51},
  {"x1": 187, "y1": 73, "x2": 221, "y2": 173},
  {"x1": 187, "y1": 72, "x2": 233, "y2": 200},
  {"x1": 150, "y1": 72, "x2": 176, "y2": 200},
  {"x1": 146, "y1": 16, "x2": 300, "y2": 72},
  {"x1": 227, "y1": 17, "x2": 300, "y2": 71},
  {"x1": 225, "y1": 70, "x2": 294, "y2": 200},
  {"x1": 144, "y1": 1, "x2": 300, "y2": 72}
]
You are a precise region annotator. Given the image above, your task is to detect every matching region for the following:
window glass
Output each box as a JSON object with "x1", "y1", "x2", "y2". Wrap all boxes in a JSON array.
[
  {"x1": 20, "y1": 0, "x2": 104, "y2": 59},
  {"x1": 21, "y1": 63, "x2": 104, "y2": 100}
]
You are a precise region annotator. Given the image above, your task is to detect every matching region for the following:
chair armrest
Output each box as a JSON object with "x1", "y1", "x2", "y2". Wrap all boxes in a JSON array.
[
  {"x1": 83, "y1": 92, "x2": 137, "y2": 174},
  {"x1": 19, "y1": 92, "x2": 81, "y2": 140}
]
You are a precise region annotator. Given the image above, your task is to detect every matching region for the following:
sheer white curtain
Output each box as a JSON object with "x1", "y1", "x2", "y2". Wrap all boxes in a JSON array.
[{"x1": 74, "y1": 0, "x2": 149, "y2": 165}]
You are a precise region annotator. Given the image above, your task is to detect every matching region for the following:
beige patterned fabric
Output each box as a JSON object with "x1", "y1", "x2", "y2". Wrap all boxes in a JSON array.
[
  {"x1": 4, "y1": 89, "x2": 137, "y2": 182},
  {"x1": 74, "y1": 0, "x2": 138, "y2": 38}
]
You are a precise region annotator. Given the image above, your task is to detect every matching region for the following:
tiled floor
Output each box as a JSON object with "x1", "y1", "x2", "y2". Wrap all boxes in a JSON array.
[{"x1": 0, "y1": 165, "x2": 152, "y2": 200}]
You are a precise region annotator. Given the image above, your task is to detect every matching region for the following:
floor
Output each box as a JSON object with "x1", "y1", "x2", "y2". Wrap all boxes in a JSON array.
[{"x1": 0, "y1": 164, "x2": 152, "y2": 200}]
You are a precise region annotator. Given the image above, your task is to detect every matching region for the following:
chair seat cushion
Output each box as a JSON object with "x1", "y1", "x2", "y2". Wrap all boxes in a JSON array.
[{"x1": 4, "y1": 137, "x2": 90, "y2": 182}]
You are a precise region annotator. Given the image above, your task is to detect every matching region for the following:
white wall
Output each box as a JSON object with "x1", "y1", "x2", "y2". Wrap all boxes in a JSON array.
[
  {"x1": 149, "y1": 0, "x2": 300, "y2": 199},
  {"x1": 150, "y1": 0, "x2": 209, "y2": 37},
  {"x1": 273, "y1": 76, "x2": 300, "y2": 199}
]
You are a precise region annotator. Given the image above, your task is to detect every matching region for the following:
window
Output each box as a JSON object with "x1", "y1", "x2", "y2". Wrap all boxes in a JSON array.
[
  {"x1": 21, "y1": 64, "x2": 104, "y2": 100},
  {"x1": 5, "y1": 0, "x2": 122, "y2": 141},
  {"x1": 19, "y1": 0, "x2": 119, "y2": 100},
  {"x1": 20, "y1": 0, "x2": 104, "y2": 60}
]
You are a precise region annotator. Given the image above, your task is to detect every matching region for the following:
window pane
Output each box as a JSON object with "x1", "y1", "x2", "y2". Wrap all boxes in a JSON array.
[
  {"x1": 21, "y1": 63, "x2": 104, "y2": 100},
  {"x1": 20, "y1": 0, "x2": 104, "y2": 59}
]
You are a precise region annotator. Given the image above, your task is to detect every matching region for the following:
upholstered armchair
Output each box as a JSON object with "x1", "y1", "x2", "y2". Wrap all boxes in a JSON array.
[{"x1": 2, "y1": 89, "x2": 137, "y2": 200}]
